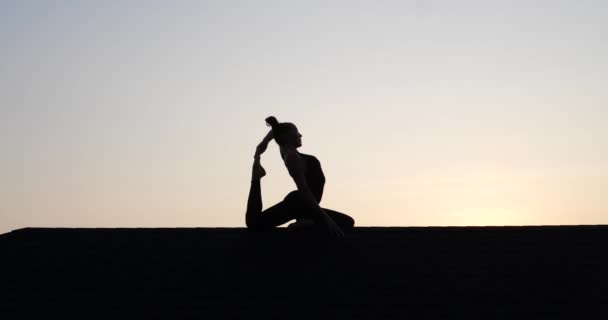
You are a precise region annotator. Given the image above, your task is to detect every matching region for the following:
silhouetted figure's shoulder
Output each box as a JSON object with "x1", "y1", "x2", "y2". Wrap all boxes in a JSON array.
[
  {"x1": 297, "y1": 152, "x2": 320, "y2": 163},
  {"x1": 297, "y1": 152, "x2": 324, "y2": 178}
]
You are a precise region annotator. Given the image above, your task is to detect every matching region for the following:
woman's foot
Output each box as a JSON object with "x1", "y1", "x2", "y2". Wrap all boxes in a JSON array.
[{"x1": 252, "y1": 158, "x2": 266, "y2": 180}]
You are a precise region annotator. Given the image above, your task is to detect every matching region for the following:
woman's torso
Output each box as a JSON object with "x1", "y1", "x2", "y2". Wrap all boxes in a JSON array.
[{"x1": 282, "y1": 150, "x2": 326, "y2": 202}]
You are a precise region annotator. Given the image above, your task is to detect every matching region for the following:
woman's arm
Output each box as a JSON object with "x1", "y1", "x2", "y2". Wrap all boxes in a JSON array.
[
  {"x1": 255, "y1": 130, "x2": 273, "y2": 159},
  {"x1": 284, "y1": 151, "x2": 344, "y2": 237},
  {"x1": 261, "y1": 129, "x2": 273, "y2": 144}
]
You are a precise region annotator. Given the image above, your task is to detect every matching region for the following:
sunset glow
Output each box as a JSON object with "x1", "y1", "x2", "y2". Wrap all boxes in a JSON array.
[{"x1": 1, "y1": 1, "x2": 607, "y2": 233}]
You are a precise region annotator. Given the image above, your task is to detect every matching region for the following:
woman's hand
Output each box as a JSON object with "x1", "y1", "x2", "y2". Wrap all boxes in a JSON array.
[
  {"x1": 254, "y1": 141, "x2": 268, "y2": 159},
  {"x1": 254, "y1": 130, "x2": 273, "y2": 159}
]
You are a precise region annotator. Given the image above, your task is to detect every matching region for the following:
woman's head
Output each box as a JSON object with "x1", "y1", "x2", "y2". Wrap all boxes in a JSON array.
[{"x1": 265, "y1": 116, "x2": 302, "y2": 148}]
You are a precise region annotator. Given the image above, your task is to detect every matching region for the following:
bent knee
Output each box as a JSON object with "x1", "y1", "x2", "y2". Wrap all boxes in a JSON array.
[
  {"x1": 343, "y1": 215, "x2": 355, "y2": 229},
  {"x1": 283, "y1": 190, "x2": 302, "y2": 202}
]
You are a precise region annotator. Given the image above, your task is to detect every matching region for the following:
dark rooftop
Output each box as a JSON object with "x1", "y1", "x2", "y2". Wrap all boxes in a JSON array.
[{"x1": 1, "y1": 226, "x2": 607, "y2": 319}]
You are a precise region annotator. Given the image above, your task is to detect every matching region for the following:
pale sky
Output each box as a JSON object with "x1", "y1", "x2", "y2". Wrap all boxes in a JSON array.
[{"x1": 1, "y1": 1, "x2": 607, "y2": 234}]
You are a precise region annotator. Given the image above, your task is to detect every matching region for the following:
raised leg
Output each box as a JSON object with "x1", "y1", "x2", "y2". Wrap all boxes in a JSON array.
[{"x1": 245, "y1": 179, "x2": 263, "y2": 228}]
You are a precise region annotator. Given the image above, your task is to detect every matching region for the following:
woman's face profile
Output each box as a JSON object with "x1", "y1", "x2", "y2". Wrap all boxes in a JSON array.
[{"x1": 284, "y1": 125, "x2": 303, "y2": 148}]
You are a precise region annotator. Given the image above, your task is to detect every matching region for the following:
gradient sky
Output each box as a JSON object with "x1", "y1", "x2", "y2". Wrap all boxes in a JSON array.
[{"x1": 1, "y1": 0, "x2": 607, "y2": 234}]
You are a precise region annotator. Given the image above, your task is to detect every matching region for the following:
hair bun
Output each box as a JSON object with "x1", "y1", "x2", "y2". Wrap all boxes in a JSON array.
[{"x1": 265, "y1": 116, "x2": 279, "y2": 128}]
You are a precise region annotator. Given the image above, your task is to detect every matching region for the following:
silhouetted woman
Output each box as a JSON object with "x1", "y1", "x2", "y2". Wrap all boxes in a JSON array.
[{"x1": 246, "y1": 116, "x2": 355, "y2": 237}]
